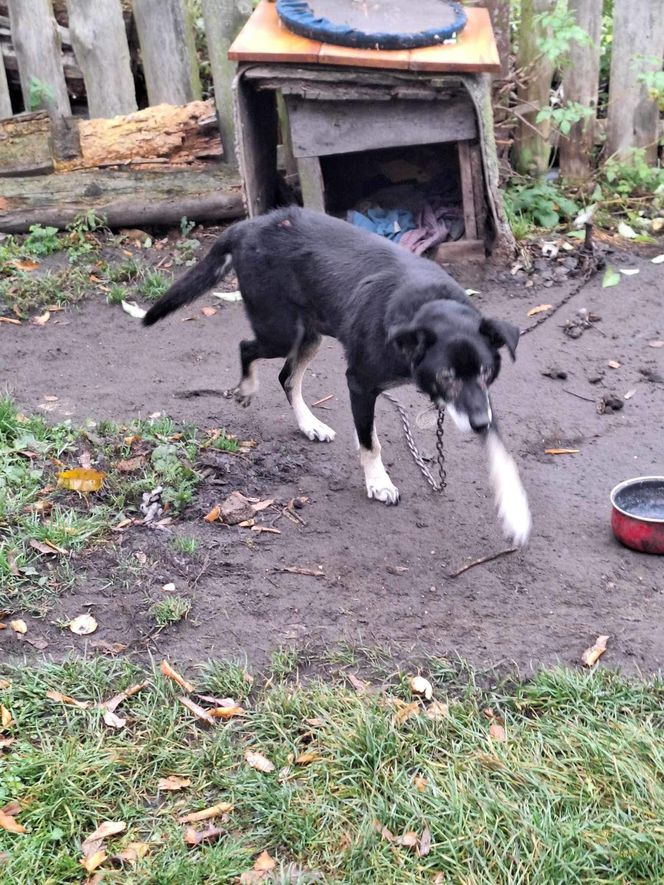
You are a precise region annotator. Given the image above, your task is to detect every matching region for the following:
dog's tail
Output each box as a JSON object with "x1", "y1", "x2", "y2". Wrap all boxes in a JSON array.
[{"x1": 143, "y1": 225, "x2": 238, "y2": 326}]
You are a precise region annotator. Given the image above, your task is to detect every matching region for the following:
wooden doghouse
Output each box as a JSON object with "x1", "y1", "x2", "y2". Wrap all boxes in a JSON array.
[{"x1": 229, "y1": 1, "x2": 514, "y2": 261}]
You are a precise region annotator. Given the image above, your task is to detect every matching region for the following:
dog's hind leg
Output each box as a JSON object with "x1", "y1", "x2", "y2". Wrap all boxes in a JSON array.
[
  {"x1": 233, "y1": 339, "x2": 261, "y2": 406},
  {"x1": 279, "y1": 334, "x2": 336, "y2": 442},
  {"x1": 347, "y1": 374, "x2": 399, "y2": 504}
]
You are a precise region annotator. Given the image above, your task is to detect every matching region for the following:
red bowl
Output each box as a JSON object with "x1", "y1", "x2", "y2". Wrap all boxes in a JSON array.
[{"x1": 610, "y1": 476, "x2": 664, "y2": 554}]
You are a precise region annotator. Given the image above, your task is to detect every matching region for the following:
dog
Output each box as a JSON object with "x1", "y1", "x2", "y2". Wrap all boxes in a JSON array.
[{"x1": 144, "y1": 207, "x2": 531, "y2": 545}]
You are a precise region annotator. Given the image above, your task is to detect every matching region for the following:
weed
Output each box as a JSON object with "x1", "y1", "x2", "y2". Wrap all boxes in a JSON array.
[
  {"x1": 138, "y1": 270, "x2": 170, "y2": 301},
  {"x1": 172, "y1": 535, "x2": 199, "y2": 556},
  {"x1": 174, "y1": 238, "x2": 201, "y2": 266},
  {"x1": 0, "y1": 267, "x2": 89, "y2": 316},
  {"x1": 23, "y1": 224, "x2": 61, "y2": 257},
  {"x1": 28, "y1": 76, "x2": 55, "y2": 111},
  {"x1": 268, "y1": 646, "x2": 301, "y2": 681},
  {"x1": 149, "y1": 594, "x2": 192, "y2": 626},
  {"x1": 603, "y1": 149, "x2": 664, "y2": 198},
  {"x1": 504, "y1": 179, "x2": 578, "y2": 229},
  {"x1": 210, "y1": 432, "x2": 241, "y2": 454},
  {"x1": 105, "y1": 283, "x2": 125, "y2": 305},
  {"x1": 103, "y1": 259, "x2": 143, "y2": 284},
  {"x1": 180, "y1": 216, "x2": 196, "y2": 237}
]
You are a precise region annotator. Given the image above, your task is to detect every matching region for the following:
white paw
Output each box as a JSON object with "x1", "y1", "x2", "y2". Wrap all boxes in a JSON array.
[
  {"x1": 367, "y1": 481, "x2": 400, "y2": 505},
  {"x1": 486, "y1": 431, "x2": 532, "y2": 547},
  {"x1": 300, "y1": 417, "x2": 336, "y2": 443}
]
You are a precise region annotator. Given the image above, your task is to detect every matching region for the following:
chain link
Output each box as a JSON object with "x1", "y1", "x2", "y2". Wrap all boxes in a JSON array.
[{"x1": 383, "y1": 392, "x2": 447, "y2": 493}]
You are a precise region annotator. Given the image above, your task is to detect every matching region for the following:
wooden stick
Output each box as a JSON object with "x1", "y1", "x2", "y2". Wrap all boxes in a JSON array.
[
  {"x1": 312, "y1": 394, "x2": 333, "y2": 407},
  {"x1": 448, "y1": 547, "x2": 517, "y2": 579}
]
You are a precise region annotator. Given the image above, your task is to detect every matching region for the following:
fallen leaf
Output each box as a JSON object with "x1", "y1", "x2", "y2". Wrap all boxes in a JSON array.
[
  {"x1": 617, "y1": 221, "x2": 637, "y2": 239},
  {"x1": 254, "y1": 850, "x2": 276, "y2": 872},
  {"x1": 121, "y1": 300, "x2": 147, "y2": 319},
  {"x1": 29, "y1": 538, "x2": 66, "y2": 555},
  {"x1": 91, "y1": 640, "x2": 127, "y2": 655},
  {"x1": 31, "y1": 310, "x2": 51, "y2": 326},
  {"x1": 201, "y1": 307, "x2": 217, "y2": 317},
  {"x1": 651, "y1": 254, "x2": 664, "y2": 264},
  {"x1": 80, "y1": 849, "x2": 107, "y2": 873},
  {"x1": 413, "y1": 775, "x2": 428, "y2": 792},
  {"x1": 527, "y1": 303, "x2": 552, "y2": 317},
  {"x1": 374, "y1": 820, "x2": 395, "y2": 842},
  {"x1": 251, "y1": 526, "x2": 281, "y2": 535},
  {"x1": 419, "y1": 826, "x2": 432, "y2": 857},
  {"x1": 162, "y1": 582, "x2": 176, "y2": 593},
  {"x1": 158, "y1": 775, "x2": 192, "y2": 792},
  {"x1": 81, "y1": 820, "x2": 126, "y2": 867},
  {"x1": 602, "y1": 266, "x2": 621, "y2": 288},
  {"x1": 544, "y1": 448, "x2": 579, "y2": 455},
  {"x1": 112, "y1": 841, "x2": 151, "y2": 864},
  {"x1": 0, "y1": 809, "x2": 26, "y2": 834},
  {"x1": 394, "y1": 701, "x2": 420, "y2": 725},
  {"x1": 624, "y1": 389, "x2": 637, "y2": 400},
  {"x1": 245, "y1": 750, "x2": 275, "y2": 773},
  {"x1": 183, "y1": 824, "x2": 224, "y2": 847},
  {"x1": 10, "y1": 619, "x2": 27, "y2": 635},
  {"x1": 99, "y1": 681, "x2": 149, "y2": 729},
  {"x1": 582, "y1": 634, "x2": 609, "y2": 667},
  {"x1": 43, "y1": 395, "x2": 59, "y2": 402},
  {"x1": 57, "y1": 467, "x2": 105, "y2": 493},
  {"x1": 83, "y1": 821, "x2": 127, "y2": 846},
  {"x1": 619, "y1": 268, "x2": 639, "y2": 276},
  {"x1": 0, "y1": 705, "x2": 13, "y2": 729},
  {"x1": 160, "y1": 660, "x2": 194, "y2": 693},
  {"x1": 607, "y1": 360, "x2": 621, "y2": 369},
  {"x1": 46, "y1": 690, "x2": 90, "y2": 709},
  {"x1": 238, "y1": 518, "x2": 255, "y2": 528},
  {"x1": 103, "y1": 711, "x2": 127, "y2": 729},
  {"x1": 395, "y1": 831, "x2": 419, "y2": 848},
  {"x1": 648, "y1": 339, "x2": 664, "y2": 348},
  {"x1": 1, "y1": 801, "x2": 21, "y2": 816},
  {"x1": 10, "y1": 258, "x2": 40, "y2": 271},
  {"x1": 410, "y1": 675, "x2": 433, "y2": 700},
  {"x1": 208, "y1": 704, "x2": 246, "y2": 720},
  {"x1": 203, "y1": 505, "x2": 221, "y2": 522},
  {"x1": 0, "y1": 680, "x2": 10, "y2": 690},
  {"x1": 69, "y1": 614, "x2": 98, "y2": 635},
  {"x1": 489, "y1": 722, "x2": 507, "y2": 742},
  {"x1": 177, "y1": 801, "x2": 233, "y2": 824},
  {"x1": 295, "y1": 752, "x2": 321, "y2": 765},
  {"x1": 0, "y1": 317, "x2": 22, "y2": 325},
  {"x1": 347, "y1": 673, "x2": 371, "y2": 693},
  {"x1": 178, "y1": 696, "x2": 216, "y2": 725},
  {"x1": 115, "y1": 456, "x2": 145, "y2": 473},
  {"x1": 425, "y1": 700, "x2": 449, "y2": 721},
  {"x1": 24, "y1": 635, "x2": 48, "y2": 650}
]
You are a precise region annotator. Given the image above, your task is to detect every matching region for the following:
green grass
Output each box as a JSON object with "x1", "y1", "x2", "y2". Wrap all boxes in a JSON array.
[
  {"x1": 172, "y1": 535, "x2": 200, "y2": 556},
  {"x1": 0, "y1": 267, "x2": 90, "y2": 317},
  {"x1": 0, "y1": 399, "x2": 204, "y2": 612},
  {"x1": 137, "y1": 270, "x2": 170, "y2": 301},
  {"x1": 149, "y1": 594, "x2": 192, "y2": 627},
  {"x1": 0, "y1": 659, "x2": 662, "y2": 883}
]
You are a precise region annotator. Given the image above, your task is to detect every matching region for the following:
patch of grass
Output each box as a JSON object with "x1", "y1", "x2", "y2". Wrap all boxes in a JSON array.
[
  {"x1": 137, "y1": 270, "x2": 170, "y2": 301},
  {"x1": 268, "y1": 646, "x2": 302, "y2": 682},
  {"x1": 102, "y1": 258, "x2": 143, "y2": 284},
  {"x1": 209, "y1": 431, "x2": 241, "y2": 454},
  {"x1": 0, "y1": 267, "x2": 89, "y2": 317},
  {"x1": 0, "y1": 660, "x2": 662, "y2": 883},
  {"x1": 105, "y1": 282, "x2": 125, "y2": 305},
  {"x1": 149, "y1": 594, "x2": 192, "y2": 627},
  {"x1": 172, "y1": 535, "x2": 199, "y2": 556}
]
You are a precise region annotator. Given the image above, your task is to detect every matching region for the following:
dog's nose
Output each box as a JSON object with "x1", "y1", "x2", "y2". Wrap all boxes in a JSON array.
[{"x1": 469, "y1": 413, "x2": 491, "y2": 433}]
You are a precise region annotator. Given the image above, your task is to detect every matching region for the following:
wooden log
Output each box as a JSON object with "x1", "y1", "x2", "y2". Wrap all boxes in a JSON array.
[
  {"x1": 133, "y1": 0, "x2": 201, "y2": 107},
  {"x1": 0, "y1": 166, "x2": 244, "y2": 232},
  {"x1": 55, "y1": 100, "x2": 222, "y2": 172},
  {"x1": 66, "y1": 0, "x2": 137, "y2": 118},
  {"x1": 607, "y1": 1, "x2": 664, "y2": 163},
  {"x1": 0, "y1": 42, "x2": 11, "y2": 117},
  {"x1": 559, "y1": 0, "x2": 602, "y2": 181},
  {"x1": 7, "y1": 0, "x2": 71, "y2": 116},
  {"x1": 201, "y1": 0, "x2": 251, "y2": 165},
  {"x1": 296, "y1": 156, "x2": 325, "y2": 212},
  {"x1": 0, "y1": 111, "x2": 54, "y2": 175},
  {"x1": 513, "y1": 0, "x2": 555, "y2": 175}
]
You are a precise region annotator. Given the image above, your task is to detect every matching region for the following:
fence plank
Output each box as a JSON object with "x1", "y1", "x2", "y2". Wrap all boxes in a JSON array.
[
  {"x1": 133, "y1": 0, "x2": 201, "y2": 106},
  {"x1": 201, "y1": 0, "x2": 251, "y2": 165},
  {"x1": 0, "y1": 49, "x2": 11, "y2": 117},
  {"x1": 607, "y1": 1, "x2": 664, "y2": 163},
  {"x1": 7, "y1": 0, "x2": 71, "y2": 116},
  {"x1": 559, "y1": 0, "x2": 602, "y2": 181},
  {"x1": 66, "y1": 0, "x2": 137, "y2": 118}
]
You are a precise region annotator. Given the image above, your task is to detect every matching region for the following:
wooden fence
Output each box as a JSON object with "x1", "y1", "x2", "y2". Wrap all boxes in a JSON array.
[{"x1": 0, "y1": 0, "x2": 662, "y2": 184}]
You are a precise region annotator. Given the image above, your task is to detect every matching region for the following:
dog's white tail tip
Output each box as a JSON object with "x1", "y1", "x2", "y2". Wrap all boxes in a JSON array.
[{"x1": 486, "y1": 430, "x2": 532, "y2": 547}]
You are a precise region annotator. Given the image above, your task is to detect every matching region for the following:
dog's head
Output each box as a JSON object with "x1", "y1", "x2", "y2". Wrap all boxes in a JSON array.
[{"x1": 389, "y1": 301, "x2": 520, "y2": 433}]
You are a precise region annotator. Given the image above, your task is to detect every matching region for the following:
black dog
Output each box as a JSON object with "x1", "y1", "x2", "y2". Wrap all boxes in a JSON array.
[{"x1": 144, "y1": 207, "x2": 531, "y2": 543}]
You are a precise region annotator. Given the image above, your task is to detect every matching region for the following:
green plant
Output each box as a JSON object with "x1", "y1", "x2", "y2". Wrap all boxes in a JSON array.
[
  {"x1": 171, "y1": 535, "x2": 199, "y2": 556},
  {"x1": 138, "y1": 271, "x2": 170, "y2": 301},
  {"x1": 210, "y1": 432, "x2": 240, "y2": 454},
  {"x1": 179, "y1": 216, "x2": 196, "y2": 238},
  {"x1": 149, "y1": 594, "x2": 192, "y2": 626},
  {"x1": 23, "y1": 224, "x2": 61, "y2": 256},
  {"x1": 504, "y1": 180, "x2": 578, "y2": 229},
  {"x1": 603, "y1": 150, "x2": 664, "y2": 197},
  {"x1": 105, "y1": 284, "x2": 125, "y2": 305},
  {"x1": 173, "y1": 238, "x2": 201, "y2": 266},
  {"x1": 637, "y1": 61, "x2": 664, "y2": 111},
  {"x1": 535, "y1": 2, "x2": 594, "y2": 66},
  {"x1": 535, "y1": 100, "x2": 594, "y2": 137},
  {"x1": 28, "y1": 76, "x2": 55, "y2": 111}
]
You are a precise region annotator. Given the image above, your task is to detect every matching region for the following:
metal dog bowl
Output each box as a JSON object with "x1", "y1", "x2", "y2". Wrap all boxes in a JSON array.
[{"x1": 610, "y1": 476, "x2": 664, "y2": 554}]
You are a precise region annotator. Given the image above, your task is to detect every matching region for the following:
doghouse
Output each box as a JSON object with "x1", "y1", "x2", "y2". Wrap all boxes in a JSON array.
[{"x1": 229, "y1": 1, "x2": 514, "y2": 262}]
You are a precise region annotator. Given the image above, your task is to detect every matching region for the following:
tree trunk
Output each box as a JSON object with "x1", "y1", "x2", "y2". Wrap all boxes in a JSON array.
[
  {"x1": 7, "y1": 0, "x2": 71, "y2": 116},
  {"x1": 133, "y1": 0, "x2": 201, "y2": 107},
  {"x1": 559, "y1": 0, "x2": 602, "y2": 181},
  {"x1": 513, "y1": 0, "x2": 555, "y2": 176},
  {"x1": 0, "y1": 48, "x2": 11, "y2": 117},
  {"x1": 66, "y1": 0, "x2": 137, "y2": 118},
  {"x1": 482, "y1": 0, "x2": 511, "y2": 78},
  {"x1": 607, "y1": 1, "x2": 664, "y2": 163},
  {"x1": 201, "y1": 0, "x2": 251, "y2": 165}
]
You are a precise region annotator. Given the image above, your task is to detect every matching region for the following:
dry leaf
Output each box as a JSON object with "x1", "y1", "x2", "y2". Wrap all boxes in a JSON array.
[
  {"x1": 69, "y1": 614, "x2": 98, "y2": 635},
  {"x1": 177, "y1": 801, "x2": 233, "y2": 824},
  {"x1": 43, "y1": 395, "x2": 59, "y2": 402},
  {"x1": 201, "y1": 307, "x2": 217, "y2": 317},
  {"x1": 544, "y1": 448, "x2": 579, "y2": 455},
  {"x1": 91, "y1": 640, "x2": 127, "y2": 656},
  {"x1": 29, "y1": 538, "x2": 66, "y2": 555},
  {"x1": 46, "y1": 690, "x2": 90, "y2": 709},
  {"x1": 57, "y1": 467, "x2": 105, "y2": 492},
  {"x1": 31, "y1": 311, "x2": 51, "y2": 326},
  {"x1": 395, "y1": 831, "x2": 419, "y2": 848},
  {"x1": 607, "y1": 360, "x2": 621, "y2": 369},
  {"x1": 245, "y1": 750, "x2": 275, "y2": 773},
  {"x1": 413, "y1": 775, "x2": 428, "y2": 792},
  {"x1": 1, "y1": 705, "x2": 13, "y2": 729},
  {"x1": 374, "y1": 820, "x2": 395, "y2": 843},
  {"x1": 347, "y1": 673, "x2": 371, "y2": 693},
  {"x1": 0, "y1": 679, "x2": 11, "y2": 690},
  {"x1": 0, "y1": 808, "x2": 25, "y2": 834},
  {"x1": 158, "y1": 775, "x2": 192, "y2": 792},
  {"x1": 178, "y1": 696, "x2": 216, "y2": 725},
  {"x1": 489, "y1": 722, "x2": 507, "y2": 742},
  {"x1": 121, "y1": 300, "x2": 147, "y2": 319},
  {"x1": 204, "y1": 505, "x2": 221, "y2": 522},
  {"x1": 160, "y1": 660, "x2": 194, "y2": 693},
  {"x1": 254, "y1": 850, "x2": 276, "y2": 872},
  {"x1": 2, "y1": 801, "x2": 21, "y2": 816},
  {"x1": 527, "y1": 303, "x2": 553, "y2": 317},
  {"x1": 83, "y1": 820, "x2": 127, "y2": 848},
  {"x1": 582, "y1": 634, "x2": 609, "y2": 667},
  {"x1": 113, "y1": 841, "x2": 150, "y2": 864},
  {"x1": 208, "y1": 705, "x2": 246, "y2": 720},
  {"x1": 80, "y1": 849, "x2": 107, "y2": 873},
  {"x1": 252, "y1": 526, "x2": 281, "y2": 535},
  {"x1": 183, "y1": 824, "x2": 224, "y2": 847},
  {"x1": 410, "y1": 675, "x2": 433, "y2": 700},
  {"x1": 295, "y1": 752, "x2": 321, "y2": 765},
  {"x1": 647, "y1": 339, "x2": 664, "y2": 348},
  {"x1": 115, "y1": 456, "x2": 145, "y2": 473},
  {"x1": 394, "y1": 701, "x2": 420, "y2": 725},
  {"x1": 100, "y1": 681, "x2": 149, "y2": 729},
  {"x1": 10, "y1": 258, "x2": 40, "y2": 271},
  {"x1": 103, "y1": 711, "x2": 127, "y2": 729},
  {"x1": 10, "y1": 619, "x2": 27, "y2": 634},
  {"x1": 419, "y1": 826, "x2": 432, "y2": 857},
  {"x1": 0, "y1": 317, "x2": 22, "y2": 326},
  {"x1": 425, "y1": 700, "x2": 449, "y2": 721}
]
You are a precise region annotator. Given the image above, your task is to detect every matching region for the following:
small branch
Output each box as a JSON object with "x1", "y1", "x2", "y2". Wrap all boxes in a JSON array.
[
  {"x1": 448, "y1": 547, "x2": 518, "y2": 579},
  {"x1": 562, "y1": 387, "x2": 596, "y2": 403}
]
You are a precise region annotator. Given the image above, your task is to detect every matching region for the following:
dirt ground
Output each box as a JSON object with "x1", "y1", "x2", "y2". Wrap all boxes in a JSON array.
[{"x1": 2, "y1": 234, "x2": 663, "y2": 675}]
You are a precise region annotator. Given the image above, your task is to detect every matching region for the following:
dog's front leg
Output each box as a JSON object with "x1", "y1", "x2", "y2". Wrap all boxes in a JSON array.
[{"x1": 347, "y1": 373, "x2": 399, "y2": 505}]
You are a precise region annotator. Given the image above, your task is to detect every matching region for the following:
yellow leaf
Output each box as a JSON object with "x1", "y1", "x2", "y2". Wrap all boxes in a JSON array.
[
  {"x1": 1, "y1": 705, "x2": 13, "y2": 729},
  {"x1": 208, "y1": 704, "x2": 246, "y2": 720},
  {"x1": 68, "y1": 614, "x2": 98, "y2": 635},
  {"x1": 295, "y1": 751, "x2": 321, "y2": 765},
  {"x1": 245, "y1": 750, "x2": 275, "y2": 773},
  {"x1": 10, "y1": 619, "x2": 27, "y2": 634},
  {"x1": 254, "y1": 850, "x2": 276, "y2": 872},
  {"x1": 158, "y1": 775, "x2": 192, "y2": 792},
  {"x1": 489, "y1": 722, "x2": 507, "y2": 742},
  {"x1": 46, "y1": 690, "x2": 90, "y2": 709},
  {"x1": 177, "y1": 801, "x2": 233, "y2": 824},
  {"x1": 80, "y1": 849, "x2": 107, "y2": 873},
  {"x1": 57, "y1": 467, "x2": 105, "y2": 493},
  {"x1": 203, "y1": 505, "x2": 221, "y2": 522},
  {"x1": 527, "y1": 303, "x2": 553, "y2": 317},
  {"x1": 394, "y1": 701, "x2": 420, "y2": 726},
  {"x1": 410, "y1": 675, "x2": 433, "y2": 700},
  {"x1": 0, "y1": 809, "x2": 26, "y2": 834},
  {"x1": 31, "y1": 311, "x2": 51, "y2": 326},
  {"x1": 582, "y1": 634, "x2": 609, "y2": 667},
  {"x1": 160, "y1": 660, "x2": 194, "y2": 693}
]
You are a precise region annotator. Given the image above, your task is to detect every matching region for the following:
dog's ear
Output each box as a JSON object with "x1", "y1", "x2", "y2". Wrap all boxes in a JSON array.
[
  {"x1": 479, "y1": 317, "x2": 520, "y2": 361},
  {"x1": 388, "y1": 324, "x2": 436, "y2": 362}
]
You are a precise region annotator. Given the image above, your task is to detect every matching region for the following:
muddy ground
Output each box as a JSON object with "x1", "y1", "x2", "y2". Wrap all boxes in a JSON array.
[{"x1": 2, "y1": 232, "x2": 663, "y2": 675}]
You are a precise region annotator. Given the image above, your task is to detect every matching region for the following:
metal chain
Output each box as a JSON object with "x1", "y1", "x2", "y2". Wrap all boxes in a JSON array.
[{"x1": 383, "y1": 391, "x2": 447, "y2": 493}]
